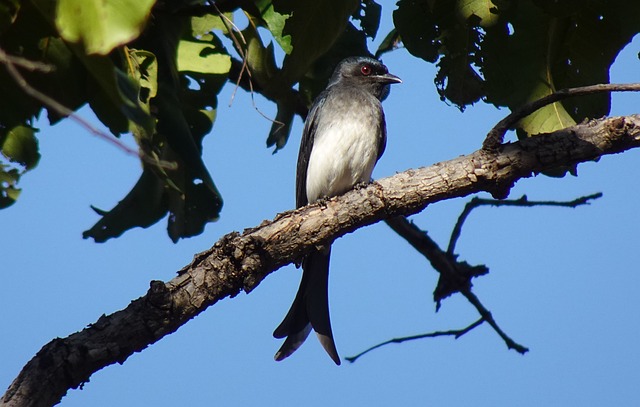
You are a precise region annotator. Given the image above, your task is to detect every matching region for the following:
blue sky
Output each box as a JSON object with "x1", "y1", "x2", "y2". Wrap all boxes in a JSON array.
[{"x1": 2, "y1": 4, "x2": 640, "y2": 406}]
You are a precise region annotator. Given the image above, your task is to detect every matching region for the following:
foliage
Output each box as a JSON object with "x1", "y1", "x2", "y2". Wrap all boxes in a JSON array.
[{"x1": 0, "y1": 0, "x2": 638, "y2": 240}]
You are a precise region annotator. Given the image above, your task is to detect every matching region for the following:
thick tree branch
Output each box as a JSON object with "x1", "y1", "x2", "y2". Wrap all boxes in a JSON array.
[{"x1": 3, "y1": 115, "x2": 640, "y2": 407}]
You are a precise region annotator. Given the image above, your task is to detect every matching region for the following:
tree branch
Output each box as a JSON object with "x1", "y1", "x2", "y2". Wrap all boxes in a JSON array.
[
  {"x1": 385, "y1": 216, "x2": 488, "y2": 306},
  {"x1": 3, "y1": 115, "x2": 640, "y2": 407},
  {"x1": 345, "y1": 318, "x2": 484, "y2": 363},
  {"x1": 447, "y1": 193, "x2": 603, "y2": 255},
  {"x1": 483, "y1": 83, "x2": 640, "y2": 149},
  {"x1": 384, "y1": 216, "x2": 524, "y2": 354}
]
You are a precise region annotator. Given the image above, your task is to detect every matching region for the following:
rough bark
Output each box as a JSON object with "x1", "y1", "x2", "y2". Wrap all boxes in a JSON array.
[{"x1": 3, "y1": 115, "x2": 640, "y2": 407}]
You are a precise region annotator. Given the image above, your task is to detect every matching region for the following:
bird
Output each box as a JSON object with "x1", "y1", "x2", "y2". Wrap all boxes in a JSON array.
[{"x1": 273, "y1": 56, "x2": 401, "y2": 365}]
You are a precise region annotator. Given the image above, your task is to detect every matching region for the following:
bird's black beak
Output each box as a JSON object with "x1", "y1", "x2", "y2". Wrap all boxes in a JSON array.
[{"x1": 377, "y1": 73, "x2": 402, "y2": 84}]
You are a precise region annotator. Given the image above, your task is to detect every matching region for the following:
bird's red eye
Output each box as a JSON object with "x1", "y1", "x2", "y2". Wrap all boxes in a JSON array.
[{"x1": 360, "y1": 65, "x2": 372, "y2": 76}]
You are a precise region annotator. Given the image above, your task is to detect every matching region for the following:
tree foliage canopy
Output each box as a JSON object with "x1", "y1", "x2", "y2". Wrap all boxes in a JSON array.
[
  {"x1": 0, "y1": 0, "x2": 638, "y2": 241},
  {"x1": 2, "y1": 1, "x2": 640, "y2": 406}
]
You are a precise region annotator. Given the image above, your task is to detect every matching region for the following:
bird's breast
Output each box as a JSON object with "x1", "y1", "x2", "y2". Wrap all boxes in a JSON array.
[{"x1": 305, "y1": 93, "x2": 383, "y2": 203}]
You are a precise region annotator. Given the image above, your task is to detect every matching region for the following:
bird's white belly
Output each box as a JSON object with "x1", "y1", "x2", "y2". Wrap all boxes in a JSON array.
[{"x1": 306, "y1": 118, "x2": 378, "y2": 203}]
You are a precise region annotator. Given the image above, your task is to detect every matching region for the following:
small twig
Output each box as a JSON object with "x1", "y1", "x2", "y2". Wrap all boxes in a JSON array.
[
  {"x1": 385, "y1": 192, "x2": 603, "y2": 357},
  {"x1": 228, "y1": 57, "x2": 308, "y2": 118},
  {"x1": 1, "y1": 52, "x2": 54, "y2": 72},
  {"x1": 460, "y1": 290, "x2": 528, "y2": 354},
  {"x1": 447, "y1": 193, "x2": 603, "y2": 255},
  {"x1": 207, "y1": 0, "x2": 248, "y2": 107},
  {"x1": 208, "y1": 1, "x2": 285, "y2": 128},
  {"x1": 345, "y1": 318, "x2": 484, "y2": 363},
  {"x1": 385, "y1": 216, "x2": 525, "y2": 353},
  {"x1": 483, "y1": 83, "x2": 640, "y2": 149},
  {"x1": 0, "y1": 47, "x2": 176, "y2": 170}
]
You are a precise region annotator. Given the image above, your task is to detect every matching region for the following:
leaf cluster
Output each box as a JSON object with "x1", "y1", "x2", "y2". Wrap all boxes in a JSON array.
[{"x1": 0, "y1": 0, "x2": 638, "y2": 240}]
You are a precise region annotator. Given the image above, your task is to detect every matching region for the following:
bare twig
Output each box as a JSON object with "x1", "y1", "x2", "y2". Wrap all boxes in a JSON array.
[
  {"x1": 447, "y1": 193, "x2": 603, "y2": 255},
  {"x1": 385, "y1": 216, "x2": 526, "y2": 354},
  {"x1": 382, "y1": 192, "x2": 603, "y2": 358},
  {"x1": 0, "y1": 47, "x2": 176, "y2": 170},
  {"x1": 461, "y1": 290, "x2": 528, "y2": 353},
  {"x1": 483, "y1": 83, "x2": 640, "y2": 149},
  {"x1": 208, "y1": 0, "x2": 248, "y2": 106},
  {"x1": 209, "y1": 0, "x2": 284, "y2": 129},
  {"x1": 345, "y1": 318, "x2": 484, "y2": 363},
  {"x1": 0, "y1": 53, "x2": 54, "y2": 72}
]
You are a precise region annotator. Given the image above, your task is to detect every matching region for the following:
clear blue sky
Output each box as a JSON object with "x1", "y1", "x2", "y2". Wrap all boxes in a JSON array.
[{"x1": 2, "y1": 4, "x2": 640, "y2": 406}]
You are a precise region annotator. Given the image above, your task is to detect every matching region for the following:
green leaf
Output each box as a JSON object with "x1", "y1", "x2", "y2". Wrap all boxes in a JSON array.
[
  {"x1": 127, "y1": 49, "x2": 158, "y2": 103},
  {"x1": 115, "y1": 68, "x2": 156, "y2": 135},
  {"x1": 457, "y1": 0, "x2": 500, "y2": 27},
  {"x1": 154, "y1": 87, "x2": 223, "y2": 241},
  {"x1": 396, "y1": 0, "x2": 484, "y2": 108},
  {"x1": 39, "y1": 37, "x2": 88, "y2": 124},
  {"x1": 480, "y1": 2, "x2": 577, "y2": 136},
  {"x1": 0, "y1": 125, "x2": 38, "y2": 209},
  {"x1": 375, "y1": 28, "x2": 400, "y2": 58},
  {"x1": 0, "y1": 164, "x2": 21, "y2": 209},
  {"x1": 254, "y1": 0, "x2": 293, "y2": 54},
  {"x1": 276, "y1": 0, "x2": 360, "y2": 84},
  {"x1": 1, "y1": 125, "x2": 40, "y2": 170},
  {"x1": 354, "y1": 0, "x2": 382, "y2": 39},
  {"x1": 266, "y1": 98, "x2": 295, "y2": 152},
  {"x1": 55, "y1": 0, "x2": 156, "y2": 55},
  {"x1": 0, "y1": 1, "x2": 66, "y2": 126},
  {"x1": 83, "y1": 77, "x2": 223, "y2": 242},
  {"x1": 541, "y1": 0, "x2": 640, "y2": 121},
  {"x1": 83, "y1": 13, "x2": 228, "y2": 241},
  {"x1": 240, "y1": 22, "x2": 278, "y2": 85},
  {"x1": 70, "y1": 49, "x2": 154, "y2": 135},
  {"x1": 82, "y1": 168, "x2": 169, "y2": 242},
  {"x1": 393, "y1": 0, "x2": 440, "y2": 63},
  {"x1": 191, "y1": 13, "x2": 233, "y2": 36},
  {"x1": 479, "y1": 0, "x2": 640, "y2": 137},
  {"x1": 176, "y1": 37, "x2": 232, "y2": 74},
  {"x1": 516, "y1": 71, "x2": 576, "y2": 134}
]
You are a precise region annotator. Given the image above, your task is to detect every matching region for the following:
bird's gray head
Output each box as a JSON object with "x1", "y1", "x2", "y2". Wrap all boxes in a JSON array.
[{"x1": 328, "y1": 56, "x2": 402, "y2": 100}]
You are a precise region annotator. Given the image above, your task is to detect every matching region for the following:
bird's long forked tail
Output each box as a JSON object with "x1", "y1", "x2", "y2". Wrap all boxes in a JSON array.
[{"x1": 273, "y1": 247, "x2": 341, "y2": 365}]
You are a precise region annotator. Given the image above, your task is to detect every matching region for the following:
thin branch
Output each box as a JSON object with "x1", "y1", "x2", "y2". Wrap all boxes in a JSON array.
[
  {"x1": 0, "y1": 47, "x2": 176, "y2": 170},
  {"x1": 461, "y1": 290, "x2": 528, "y2": 353},
  {"x1": 209, "y1": 1, "x2": 288, "y2": 129},
  {"x1": 483, "y1": 83, "x2": 640, "y2": 150},
  {"x1": 385, "y1": 216, "x2": 489, "y2": 303},
  {"x1": 210, "y1": 0, "x2": 249, "y2": 106},
  {"x1": 388, "y1": 192, "x2": 603, "y2": 357},
  {"x1": 0, "y1": 53, "x2": 54, "y2": 72},
  {"x1": 386, "y1": 216, "x2": 525, "y2": 354},
  {"x1": 228, "y1": 57, "x2": 308, "y2": 118},
  {"x1": 447, "y1": 193, "x2": 603, "y2": 255},
  {"x1": 345, "y1": 318, "x2": 484, "y2": 363}
]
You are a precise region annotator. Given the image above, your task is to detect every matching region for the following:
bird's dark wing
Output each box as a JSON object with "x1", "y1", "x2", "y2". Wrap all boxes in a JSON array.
[
  {"x1": 296, "y1": 91, "x2": 328, "y2": 208},
  {"x1": 376, "y1": 108, "x2": 387, "y2": 162}
]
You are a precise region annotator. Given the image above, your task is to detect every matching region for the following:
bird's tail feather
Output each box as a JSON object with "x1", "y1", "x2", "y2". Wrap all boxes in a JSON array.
[{"x1": 273, "y1": 247, "x2": 340, "y2": 365}]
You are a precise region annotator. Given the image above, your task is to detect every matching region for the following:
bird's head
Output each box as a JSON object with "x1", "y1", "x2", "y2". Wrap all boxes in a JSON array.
[{"x1": 328, "y1": 56, "x2": 402, "y2": 100}]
